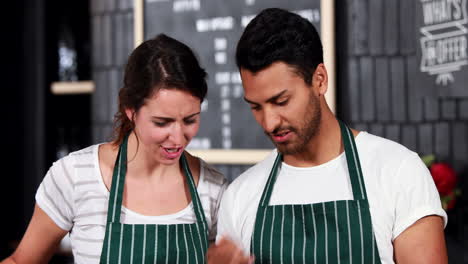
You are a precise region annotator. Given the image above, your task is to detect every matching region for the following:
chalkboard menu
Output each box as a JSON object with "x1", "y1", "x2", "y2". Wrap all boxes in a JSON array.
[
  {"x1": 416, "y1": 0, "x2": 468, "y2": 98},
  {"x1": 144, "y1": 0, "x2": 322, "y2": 150}
]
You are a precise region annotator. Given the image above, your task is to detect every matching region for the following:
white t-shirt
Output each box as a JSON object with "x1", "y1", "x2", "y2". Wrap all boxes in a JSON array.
[
  {"x1": 217, "y1": 132, "x2": 447, "y2": 264},
  {"x1": 36, "y1": 144, "x2": 228, "y2": 264}
]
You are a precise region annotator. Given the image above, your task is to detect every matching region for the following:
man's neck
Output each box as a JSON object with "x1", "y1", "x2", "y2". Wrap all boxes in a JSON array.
[{"x1": 283, "y1": 113, "x2": 343, "y2": 168}]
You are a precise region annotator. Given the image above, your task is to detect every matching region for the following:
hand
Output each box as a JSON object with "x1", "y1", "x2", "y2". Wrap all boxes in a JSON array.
[{"x1": 207, "y1": 237, "x2": 254, "y2": 264}]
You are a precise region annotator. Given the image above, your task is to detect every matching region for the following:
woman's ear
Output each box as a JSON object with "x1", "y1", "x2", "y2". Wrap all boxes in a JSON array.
[
  {"x1": 125, "y1": 108, "x2": 135, "y2": 122},
  {"x1": 313, "y1": 63, "x2": 328, "y2": 96}
]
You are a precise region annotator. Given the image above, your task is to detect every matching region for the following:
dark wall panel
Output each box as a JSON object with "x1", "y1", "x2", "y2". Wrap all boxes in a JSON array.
[
  {"x1": 360, "y1": 57, "x2": 375, "y2": 121},
  {"x1": 368, "y1": 0, "x2": 384, "y2": 55},
  {"x1": 91, "y1": 1, "x2": 133, "y2": 143},
  {"x1": 424, "y1": 97, "x2": 439, "y2": 121},
  {"x1": 399, "y1": 0, "x2": 416, "y2": 54},
  {"x1": 390, "y1": 57, "x2": 406, "y2": 121},
  {"x1": 375, "y1": 58, "x2": 390, "y2": 121},
  {"x1": 337, "y1": 2, "x2": 467, "y2": 260},
  {"x1": 384, "y1": 0, "x2": 398, "y2": 55},
  {"x1": 407, "y1": 56, "x2": 424, "y2": 122},
  {"x1": 418, "y1": 123, "x2": 433, "y2": 156}
]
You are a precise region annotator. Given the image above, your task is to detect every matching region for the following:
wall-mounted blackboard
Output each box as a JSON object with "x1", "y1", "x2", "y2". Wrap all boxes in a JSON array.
[
  {"x1": 142, "y1": 0, "x2": 326, "y2": 157},
  {"x1": 415, "y1": 0, "x2": 468, "y2": 98}
]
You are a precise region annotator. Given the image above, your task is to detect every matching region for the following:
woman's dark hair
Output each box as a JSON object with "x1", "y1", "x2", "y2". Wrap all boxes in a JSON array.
[
  {"x1": 236, "y1": 8, "x2": 323, "y2": 85},
  {"x1": 113, "y1": 34, "x2": 207, "y2": 146}
]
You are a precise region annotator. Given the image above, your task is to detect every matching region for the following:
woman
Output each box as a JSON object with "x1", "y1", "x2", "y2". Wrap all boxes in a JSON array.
[{"x1": 2, "y1": 34, "x2": 228, "y2": 263}]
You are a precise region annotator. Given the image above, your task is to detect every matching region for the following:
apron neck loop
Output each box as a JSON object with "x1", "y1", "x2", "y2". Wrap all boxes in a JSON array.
[
  {"x1": 105, "y1": 133, "x2": 208, "y2": 228},
  {"x1": 258, "y1": 120, "x2": 369, "y2": 207}
]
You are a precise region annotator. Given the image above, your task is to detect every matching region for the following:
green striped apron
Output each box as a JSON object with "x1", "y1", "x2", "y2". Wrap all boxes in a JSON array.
[
  {"x1": 251, "y1": 121, "x2": 381, "y2": 263},
  {"x1": 99, "y1": 135, "x2": 209, "y2": 263}
]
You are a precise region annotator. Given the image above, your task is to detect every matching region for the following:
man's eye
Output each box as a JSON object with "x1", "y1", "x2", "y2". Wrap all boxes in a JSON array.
[
  {"x1": 250, "y1": 105, "x2": 260, "y2": 111},
  {"x1": 277, "y1": 100, "x2": 288, "y2": 106},
  {"x1": 184, "y1": 119, "x2": 196, "y2": 125}
]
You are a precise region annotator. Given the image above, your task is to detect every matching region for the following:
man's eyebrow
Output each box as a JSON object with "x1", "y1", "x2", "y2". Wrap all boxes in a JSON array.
[
  {"x1": 243, "y1": 89, "x2": 288, "y2": 105},
  {"x1": 243, "y1": 97, "x2": 257, "y2": 105},
  {"x1": 183, "y1": 112, "x2": 201, "y2": 119}
]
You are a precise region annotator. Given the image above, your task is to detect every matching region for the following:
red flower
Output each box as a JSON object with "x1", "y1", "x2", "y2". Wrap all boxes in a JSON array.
[
  {"x1": 446, "y1": 191, "x2": 457, "y2": 210},
  {"x1": 430, "y1": 163, "x2": 457, "y2": 196}
]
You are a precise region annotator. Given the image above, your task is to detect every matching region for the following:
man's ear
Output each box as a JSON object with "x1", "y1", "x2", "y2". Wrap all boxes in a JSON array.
[{"x1": 313, "y1": 63, "x2": 328, "y2": 96}]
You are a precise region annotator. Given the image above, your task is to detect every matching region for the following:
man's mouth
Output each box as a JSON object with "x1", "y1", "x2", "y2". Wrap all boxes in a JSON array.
[{"x1": 271, "y1": 130, "x2": 292, "y2": 143}]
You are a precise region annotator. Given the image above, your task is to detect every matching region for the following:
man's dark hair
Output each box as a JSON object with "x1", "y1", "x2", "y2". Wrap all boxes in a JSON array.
[{"x1": 236, "y1": 8, "x2": 323, "y2": 85}]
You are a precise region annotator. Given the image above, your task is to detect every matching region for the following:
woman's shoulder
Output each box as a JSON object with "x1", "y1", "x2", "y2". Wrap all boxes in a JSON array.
[
  {"x1": 96, "y1": 143, "x2": 119, "y2": 170},
  {"x1": 50, "y1": 144, "x2": 99, "y2": 173},
  {"x1": 95, "y1": 142, "x2": 119, "y2": 189},
  {"x1": 44, "y1": 144, "x2": 105, "y2": 191},
  {"x1": 198, "y1": 158, "x2": 227, "y2": 187}
]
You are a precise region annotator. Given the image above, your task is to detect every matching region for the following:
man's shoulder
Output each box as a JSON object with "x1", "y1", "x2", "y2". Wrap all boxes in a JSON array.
[
  {"x1": 357, "y1": 132, "x2": 417, "y2": 163},
  {"x1": 356, "y1": 132, "x2": 427, "y2": 187}
]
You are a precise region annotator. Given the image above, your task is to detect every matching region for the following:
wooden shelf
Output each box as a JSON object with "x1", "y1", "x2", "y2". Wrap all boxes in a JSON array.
[
  {"x1": 51, "y1": 81, "x2": 94, "y2": 95},
  {"x1": 187, "y1": 149, "x2": 272, "y2": 164}
]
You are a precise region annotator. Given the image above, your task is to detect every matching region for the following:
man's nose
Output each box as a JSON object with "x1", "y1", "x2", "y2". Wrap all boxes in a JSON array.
[{"x1": 262, "y1": 109, "x2": 281, "y2": 134}]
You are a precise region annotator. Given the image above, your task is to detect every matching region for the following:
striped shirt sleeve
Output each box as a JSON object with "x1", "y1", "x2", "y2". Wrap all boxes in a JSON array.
[
  {"x1": 201, "y1": 162, "x2": 229, "y2": 242},
  {"x1": 209, "y1": 177, "x2": 228, "y2": 241},
  {"x1": 35, "y1": 156, "x2": 76, "y2": 231}
]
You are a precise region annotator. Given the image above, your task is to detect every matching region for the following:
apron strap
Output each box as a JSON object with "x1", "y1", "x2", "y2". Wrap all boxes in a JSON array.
[
  {"x1": 258, "y1": 153, "x2": 282, "y2": 207},
  {"x1": 106, "y1": 133, "x2": 128, "y2": 223},
  {"x1": 180, "y1": 154, "x2": 208, "y2": 230},
  {"x1": 339, "y1": 120, "x2": 368, "y2": 201}
]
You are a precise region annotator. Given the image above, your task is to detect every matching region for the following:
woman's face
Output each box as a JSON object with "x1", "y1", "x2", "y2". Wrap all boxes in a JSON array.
[{"x1": 127, "y1": 88, "x2": 201, "y2": 165}]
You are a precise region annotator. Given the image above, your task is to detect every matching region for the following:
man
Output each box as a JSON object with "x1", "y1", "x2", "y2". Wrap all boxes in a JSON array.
[{"x1": 207, "y1": 8, "x2": 448, "y2": 264}]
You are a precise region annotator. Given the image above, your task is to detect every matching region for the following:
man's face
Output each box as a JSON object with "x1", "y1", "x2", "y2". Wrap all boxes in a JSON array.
[{"x1": 241, "y1": 62, "x2": 322, "y2": 155}]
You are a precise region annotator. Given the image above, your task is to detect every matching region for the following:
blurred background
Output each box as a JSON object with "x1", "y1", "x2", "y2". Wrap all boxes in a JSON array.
[{"x1": 1, "y1": 0, "x2": 466, "y2": 263}]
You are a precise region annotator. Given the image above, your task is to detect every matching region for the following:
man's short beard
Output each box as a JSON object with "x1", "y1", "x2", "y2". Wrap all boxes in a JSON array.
[{"x1": 270, "y1": 94, "x2": 321, "y2": 155}]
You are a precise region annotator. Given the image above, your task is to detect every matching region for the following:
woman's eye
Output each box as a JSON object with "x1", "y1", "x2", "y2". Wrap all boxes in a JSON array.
[{"x1": 153, "y1": 121, "x2": 167, "y2": 127}]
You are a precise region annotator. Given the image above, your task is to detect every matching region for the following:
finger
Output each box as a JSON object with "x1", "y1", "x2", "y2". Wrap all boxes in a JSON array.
[{"x1": 230, "y1": 248, "x2": 251, "y2": 264}]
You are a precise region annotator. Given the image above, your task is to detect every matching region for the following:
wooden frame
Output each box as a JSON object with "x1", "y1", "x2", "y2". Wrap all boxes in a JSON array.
[
  {"x1": 51, "y1": 81, "x2": 95, "y2": 95},
  {"x1": 133, "y1": 0, "x2": 335, "y2": 164}
]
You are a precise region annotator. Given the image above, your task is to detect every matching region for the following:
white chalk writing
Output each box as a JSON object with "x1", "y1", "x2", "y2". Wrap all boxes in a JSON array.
[{"x1": 419, "y1": 0, "x2": 468, "y2": 85}]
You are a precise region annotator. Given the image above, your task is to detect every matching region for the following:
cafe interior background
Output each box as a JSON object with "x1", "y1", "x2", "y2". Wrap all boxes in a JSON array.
[{"x1": 1, "y1": 0, "x2": 467, "y2": 263}]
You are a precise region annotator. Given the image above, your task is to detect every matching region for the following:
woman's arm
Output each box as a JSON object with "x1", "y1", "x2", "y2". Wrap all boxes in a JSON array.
[{"x1": 1, "y1": 204, "x2": 68, "y2": 264}]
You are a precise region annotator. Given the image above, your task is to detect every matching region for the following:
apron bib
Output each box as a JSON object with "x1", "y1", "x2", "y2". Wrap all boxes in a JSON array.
[
  {"x1": 99, "y1": 135, "x2": 209, "y2": 263},
  {"x1": 250, "y1": 121, "x2": 381, "y2": 263}
]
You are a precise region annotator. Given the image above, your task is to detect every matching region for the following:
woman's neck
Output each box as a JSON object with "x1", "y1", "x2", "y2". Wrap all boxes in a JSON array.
[{"x1": 125, "y1": 132, "x2": 183, "y2": 182}]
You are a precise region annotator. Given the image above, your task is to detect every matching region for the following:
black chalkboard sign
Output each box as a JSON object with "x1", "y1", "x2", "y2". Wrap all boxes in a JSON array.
[
  {"x1": 415, "y1": 0, "x2": 468, "y2": 98},
  {"x1": 143, "y1": 0, "x2": 322, "y2": 151}
]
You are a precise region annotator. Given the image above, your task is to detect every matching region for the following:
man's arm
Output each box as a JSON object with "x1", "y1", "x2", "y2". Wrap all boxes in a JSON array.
[
  {"x1": 393, "y1": 215, "x2": 447, "y2": 264},
  {"x1": 207, "y1": 237, "x2": 254, "y2": 264}
]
